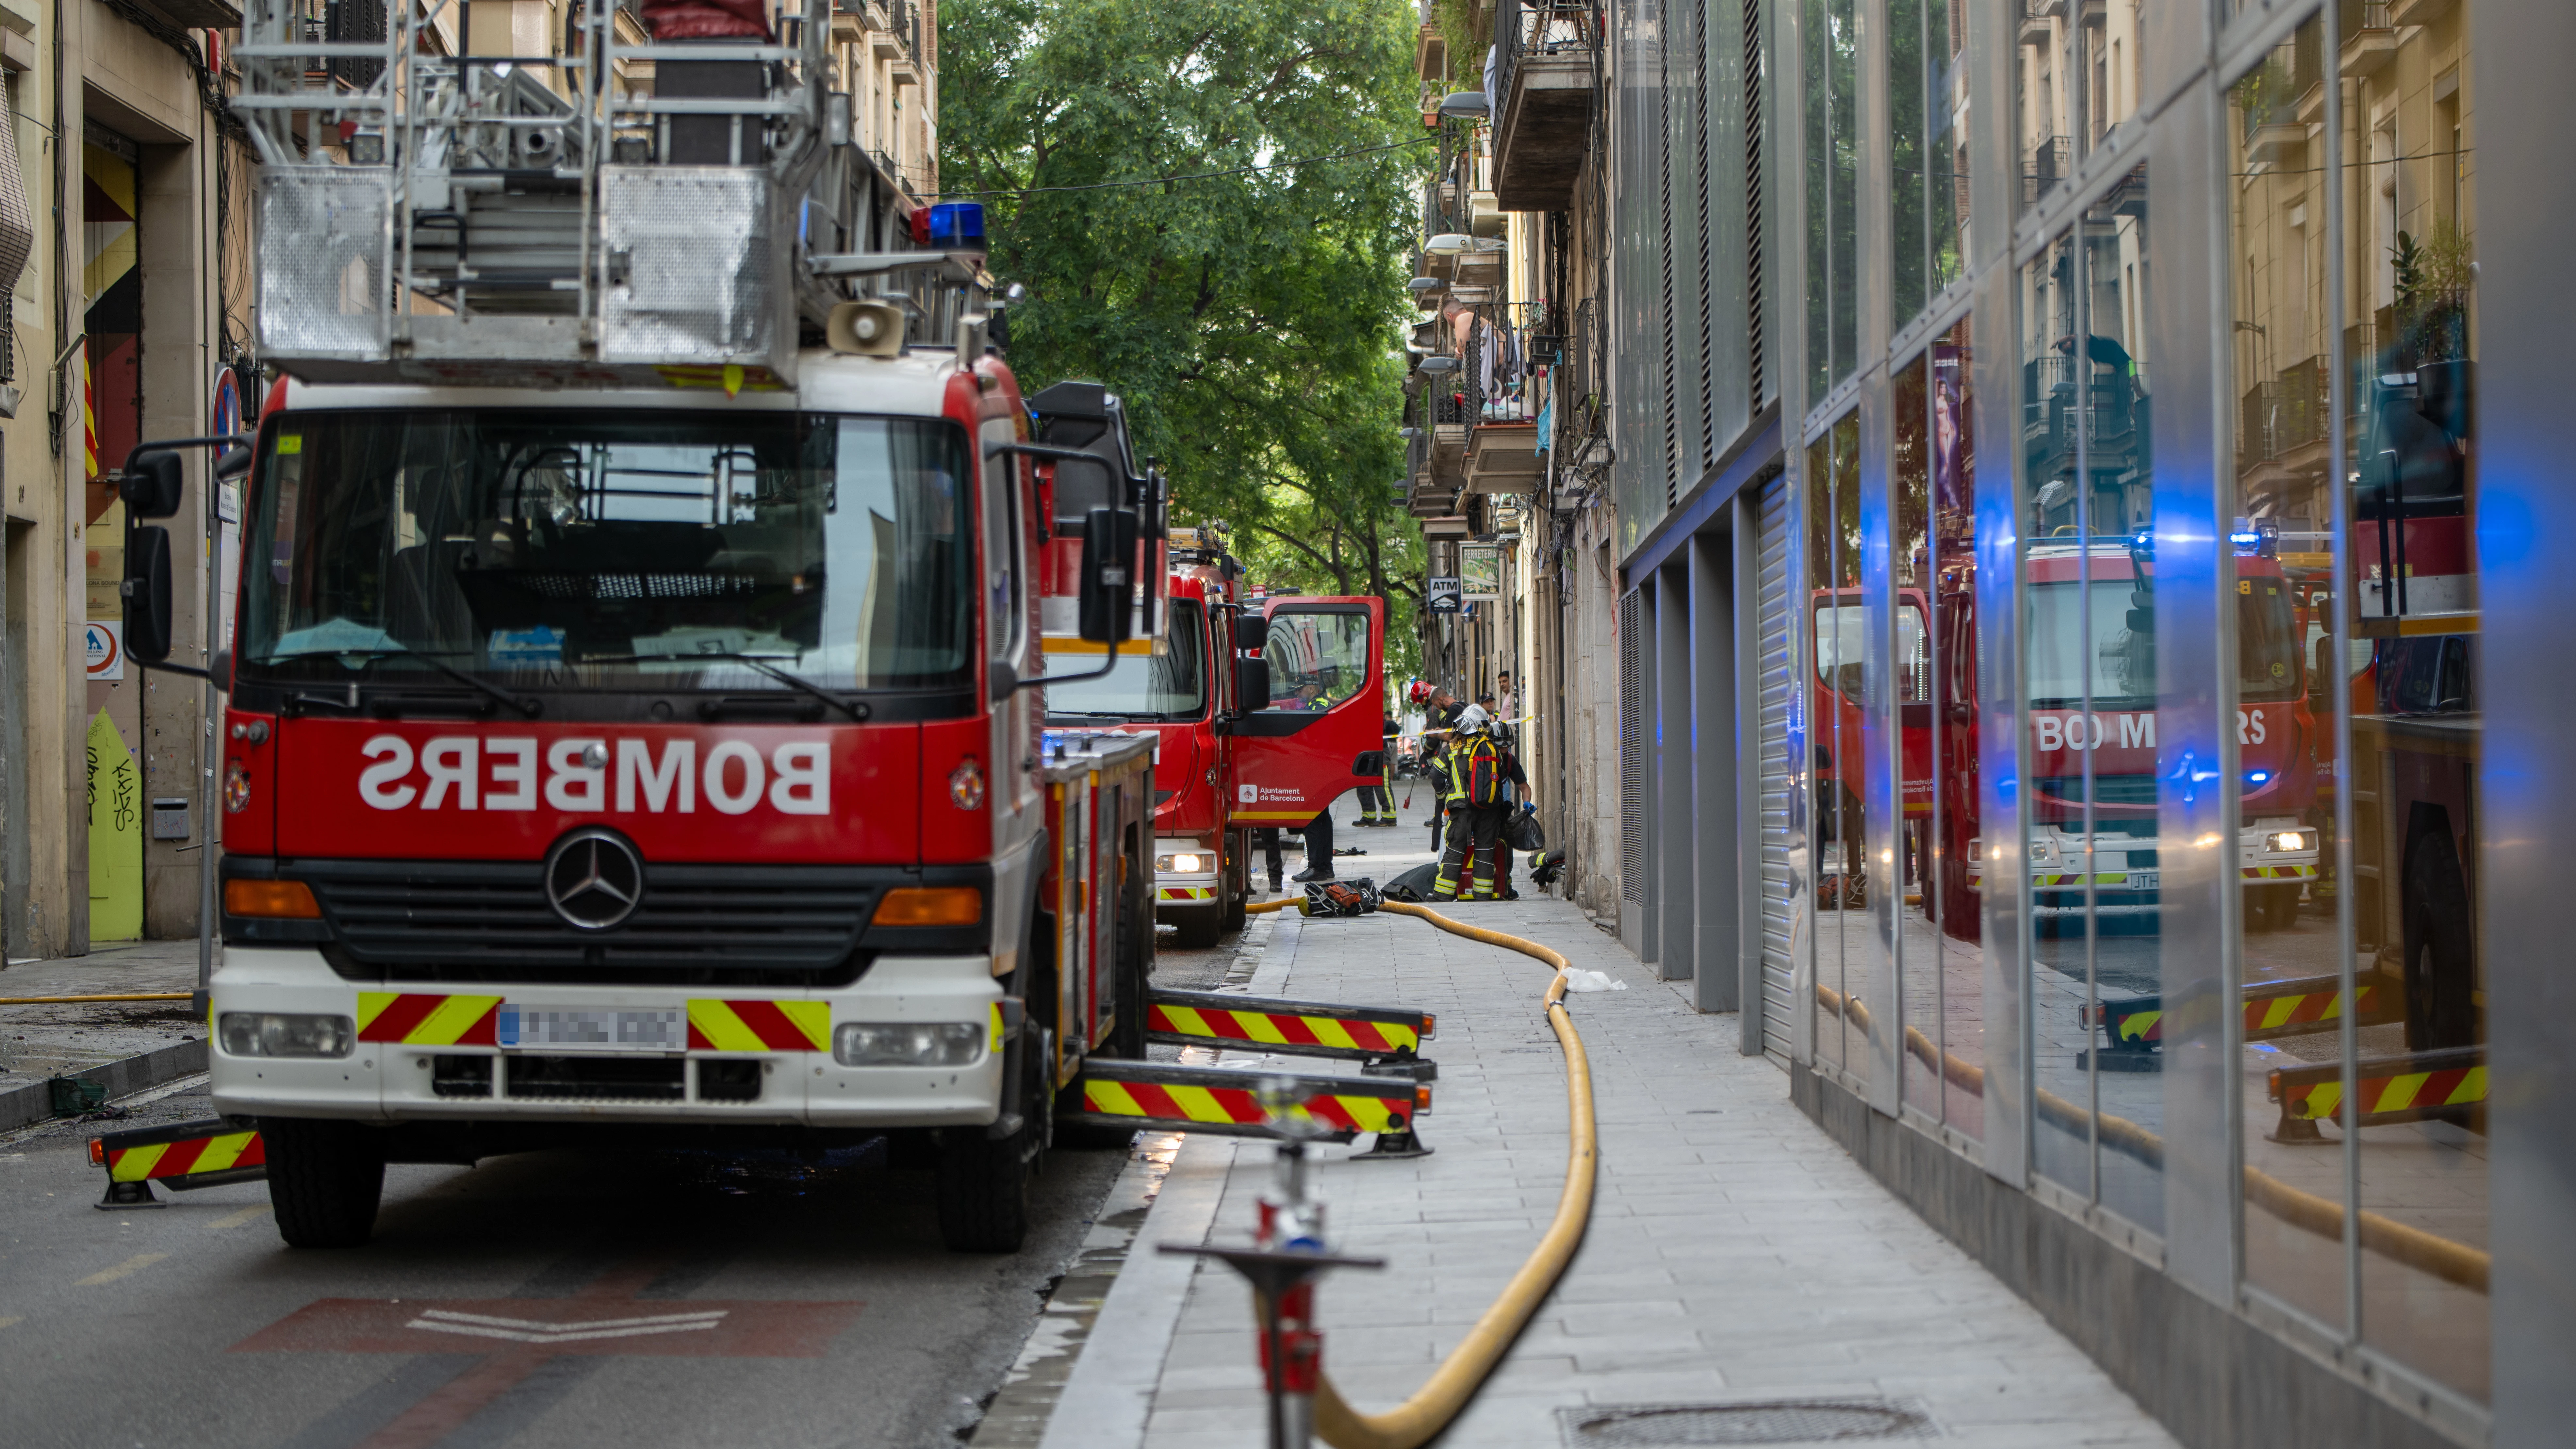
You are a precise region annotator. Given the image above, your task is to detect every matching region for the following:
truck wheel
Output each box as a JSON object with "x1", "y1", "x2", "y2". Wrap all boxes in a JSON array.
[
  {"x1": 934, "y1": 1123, "x2": 1033, "y2": 1252},
  {"x1": 938, "y1": 1025, "x2": 1045, "y2": 1251},
  {"x1": 1220, "y1": 836, "x2": 1248, "y2": 935},
  {"x1": 260, "y1": 1118, "x2": 386, "y2": 1249},
  {"x1": 1168, "y1": 902, "x2": 1224, "y2": 948},
  {"x1": 2401, "y1": 831, "x2": 2476, "y2": 1051}
]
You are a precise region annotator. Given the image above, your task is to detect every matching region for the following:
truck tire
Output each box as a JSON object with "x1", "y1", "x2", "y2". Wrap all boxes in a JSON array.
[
  {"x1": 2402, "y1": 831, "x2": 2476, "y2": 1051},
  {"x1": 260, "y1": 1118, "x2": 386, "y2": 1249},
  {"x1": 1220, "y1": 832, "x2": 1249, "y2": 935},
  {"x1": 934, "y1": 1123, "x2": 1033, "y2": 1252}
]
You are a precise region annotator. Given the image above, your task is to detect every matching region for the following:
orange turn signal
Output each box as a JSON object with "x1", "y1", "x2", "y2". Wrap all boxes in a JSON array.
[
  {"x1": 224, "y1": 878, "x2": 321, "y2": 919},
  {"x1": 872, "y1": 886, "x2": 983, "y2": 928}
]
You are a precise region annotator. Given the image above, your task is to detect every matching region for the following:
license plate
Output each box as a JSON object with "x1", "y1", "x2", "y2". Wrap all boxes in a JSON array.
[
  {"x1": 2126, "y1": 871, "x2": 2161, "y2": 890},
  {"x1": 498, "y1": 1006, "x2": 687, "y2": 1052}
]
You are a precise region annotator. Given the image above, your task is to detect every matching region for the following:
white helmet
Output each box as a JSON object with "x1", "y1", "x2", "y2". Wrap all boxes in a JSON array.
[{"x1": 1456, "y1": 704, "x2": 1492, "y2": 735}]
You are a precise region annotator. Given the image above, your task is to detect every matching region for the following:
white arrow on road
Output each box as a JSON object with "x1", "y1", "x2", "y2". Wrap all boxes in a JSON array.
[{"x1": 405, "y1": 1308, "x2": 729, "y2": 1344}]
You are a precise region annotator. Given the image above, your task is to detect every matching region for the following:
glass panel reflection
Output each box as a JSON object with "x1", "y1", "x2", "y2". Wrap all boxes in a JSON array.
[
  {"x1": 1896, "y1": 324, "x2": 1981, "y2": 1137},
  {"x1": 2014, "y1": 0, "x2": 2072, "y2": 213},
  {"x1": 2019, "y1": 164, "x2": 2161, "y2": 1230},
  {"x1": 2344, "y1": 0, "x2": 2486, "y2": 1400},
  {"x1": 1806, "y1": 0, "x2": 1860, "y2": 396},
  {"x1": 1808, "y1": 416, "x2": 1865, "y2": 1071},
  {"x1": 2226, "y1": 12, "x2": 2348, "y2": 1337}
]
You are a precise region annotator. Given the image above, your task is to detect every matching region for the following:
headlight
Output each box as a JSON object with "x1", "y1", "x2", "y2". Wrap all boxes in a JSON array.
[
  {"x1": 1155, "y1": 852, "x2": 1207, "y2": 874},
  {"x1": 833, "y1": 1022, "x2": 984, "y2": 1067},
  {"x1": 2028, "y1": 839, "x2": 2054, "y2": 862},
  {"x1": 2264, "y1": 830, "x2": 2314, "y2": 853},
  {"x1": 219, "y1": 1012, "x2": 355, "y2": 1059}
]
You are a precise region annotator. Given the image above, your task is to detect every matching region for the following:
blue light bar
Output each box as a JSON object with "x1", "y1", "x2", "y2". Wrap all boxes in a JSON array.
[
  {"x1": 2246, "y1": 770, "x2": 2272, "y2": 785},
  {"x1": 927, "y1": 202, "x2": 986, "y2": 248},
  {"x1": 2230, "y1": 530, "x2": 2263, "y2": 553}
]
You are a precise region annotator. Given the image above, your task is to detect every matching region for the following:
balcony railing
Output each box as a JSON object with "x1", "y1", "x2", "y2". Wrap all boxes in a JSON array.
[
  {"x1": 1491, "y1": 0, "x2": 1598, "y2": 212},
  {"x1": 2021, "y1": 135, "x2": 2069, "y2": 209}
]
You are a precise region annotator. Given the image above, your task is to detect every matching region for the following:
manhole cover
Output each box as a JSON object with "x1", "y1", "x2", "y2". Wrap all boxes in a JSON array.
[{"x1": 1560, "y1": 1398, "x2": 1938, "y2": 1445}]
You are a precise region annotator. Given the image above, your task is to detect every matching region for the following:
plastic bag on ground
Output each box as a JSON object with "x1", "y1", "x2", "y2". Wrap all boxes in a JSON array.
[{"x1": 1556, "y1": 968, "x2": 1627, "y2": 993}]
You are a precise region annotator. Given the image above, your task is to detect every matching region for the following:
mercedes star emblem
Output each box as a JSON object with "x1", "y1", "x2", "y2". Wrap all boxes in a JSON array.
[{"x1": 544, "y1": 828, "x2": 644, "y2": 930}]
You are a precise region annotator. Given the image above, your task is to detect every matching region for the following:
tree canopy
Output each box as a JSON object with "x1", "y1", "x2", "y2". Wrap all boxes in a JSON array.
[{"x1": 939, "y1": 0, "x2": 1428, "y2": 675}]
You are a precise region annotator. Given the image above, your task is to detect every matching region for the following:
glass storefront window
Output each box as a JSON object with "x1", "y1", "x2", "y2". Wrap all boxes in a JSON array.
[
  {"x1": 1891, "y1": 0, "x2": 1968, "y2": 323},
  {"x1": 2014, "y1": 2, "x2": 2071, "y2": 213},
  {"x1": 2226, "y1": 12, "x2": 2346, "y2": 1336},
  {"x1": 1895, "y1": 316, "x2": 1982, "y2": 1138},
  {"x1": 1805, "y1": 0, "x2": 1859, "y2": 398},
  {"x1": 1807, "y1": 414, "x2": 1864, "y2": 1071},
  {"x1": 2017, "y1": 158, "x2": 2159, "y2": 1232},
  {"x1": 2343, "y1": 0, "x2": 2486, "y2": 1401},
  {"x1": 2079, "y1": 0, "x2": 2147, "y2": 155}
]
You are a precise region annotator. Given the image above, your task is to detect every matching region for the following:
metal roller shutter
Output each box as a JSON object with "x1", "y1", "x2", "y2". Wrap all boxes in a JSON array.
[
  {"x1": 1619, "y1": 588, "x2": 1645, "y2": 905},
  {"x1": 1754, "y1": 477, "x2": 1795, "y2": 1063}
]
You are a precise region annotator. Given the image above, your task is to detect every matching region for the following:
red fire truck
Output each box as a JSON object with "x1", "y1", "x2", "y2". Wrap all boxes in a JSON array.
[
  {"x1": 1043, "y1": 525, "x2": 1387, "y2": 947},
  {"x1": 1927, "y1": 535, "x2": 2321, "y2": 937},
  {"x1": 102, "y1": 10, "x2": 1200, "y2": 1253}
]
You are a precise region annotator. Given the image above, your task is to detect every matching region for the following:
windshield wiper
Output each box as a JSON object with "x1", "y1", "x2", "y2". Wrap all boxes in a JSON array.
[
  {"x1": 1046, "y1": 709, "x2": 1149, "y2": 720},
  {"x1": 601, "y1": 652, "x2": 868, "y2": 722},
  {"x1": 265, "y1": 648, "x2": 542, "y2": 718}
]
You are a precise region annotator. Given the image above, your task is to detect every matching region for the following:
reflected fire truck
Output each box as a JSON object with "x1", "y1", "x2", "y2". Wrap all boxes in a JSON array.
[{"x1": 1926, "y1": 536, "x2": 2322, "y2": 939}]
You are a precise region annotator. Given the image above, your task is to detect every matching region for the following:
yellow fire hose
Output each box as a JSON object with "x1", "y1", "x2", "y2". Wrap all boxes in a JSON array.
[
  {"x1": 1817, "y1": 984, "x2": 2488, "y2": 1293},
  {"x1": 1237, "y1": 892, "x2": 1597, "y2": 1448},
  {"x1": 0, "y1": 993, "x2": 193, "y2": 1006}
]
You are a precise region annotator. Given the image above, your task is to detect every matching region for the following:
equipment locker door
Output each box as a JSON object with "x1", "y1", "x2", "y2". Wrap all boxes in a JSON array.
[{"x1": 1227, "y1": 597, "x2": 1385, "y2": 829}]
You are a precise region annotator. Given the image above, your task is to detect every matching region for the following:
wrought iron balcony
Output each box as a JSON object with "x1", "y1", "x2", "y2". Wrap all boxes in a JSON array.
[{"x1": 1492, "y1": 0, "x2": 1598, "y2": 213}]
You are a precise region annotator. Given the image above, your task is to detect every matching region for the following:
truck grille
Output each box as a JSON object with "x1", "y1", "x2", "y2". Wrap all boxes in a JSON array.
[
  {"x1": 298, "y1": 860, "x2": 881, "y2": 986},
  {"x1": 2036, "y1": 775, "x2": 2159, "y2": 806}
]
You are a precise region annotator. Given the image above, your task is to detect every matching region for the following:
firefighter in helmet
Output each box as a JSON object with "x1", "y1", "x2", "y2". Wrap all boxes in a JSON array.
[{"x1": 1431, "y1": 705, "x2": 1527, "y2": 902}]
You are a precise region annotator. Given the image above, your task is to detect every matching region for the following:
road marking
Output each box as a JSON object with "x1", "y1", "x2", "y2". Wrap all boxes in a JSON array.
[
  {"x1": 208, "y1": 1205, "x2": 271, "y2": 1231},
  {"x1": 407, "y1": 1308, "x2": 730, "y2": 1344},
  {"x1": 76, "y1": 1252, "x2": 169, "y2": 1286}
]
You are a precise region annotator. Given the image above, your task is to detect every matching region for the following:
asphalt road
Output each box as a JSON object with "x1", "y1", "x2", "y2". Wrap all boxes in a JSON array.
[{"x1": 0, "y1": 927, "x2": 1247, "y2": 1449}]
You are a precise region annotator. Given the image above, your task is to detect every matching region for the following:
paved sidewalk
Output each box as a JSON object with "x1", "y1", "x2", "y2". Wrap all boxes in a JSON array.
[
  {"x1": 1041, "y1": 802, "x2": 2181, "y2": 1447},
  {"x1": 0, "y1": 939, "x2": 208, "y2": 1129}
]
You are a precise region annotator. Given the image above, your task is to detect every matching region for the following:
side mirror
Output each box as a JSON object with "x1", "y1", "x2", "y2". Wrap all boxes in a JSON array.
[
  {"x1": 1077, "y1": 506, "x2": 1140, "y2": 644},
  {"x1": 214, "y1": 446, "x2": 253, "y2": 482},
  {"x1": 120, "y1": 449, "x2": 185, "y2": 519},
  {"x1": 989, "y1": 657, "x2": 1019, "y2": 700},
  {"x1": 124, "y1": 526, "x2": 175, "y2": 662},
  {"x1": 211, "y1": 648, "x2": 233, "y2": 694},
  {"x1": 2125, "y1": 607, "x2": 2154, "y2": 633},
  {"x1": 1236, "y1": 655, "x2": 1271, "y2": 711},
  {"x1": 1234, "y1": 612, "x2": 1269, "y2": 652}
]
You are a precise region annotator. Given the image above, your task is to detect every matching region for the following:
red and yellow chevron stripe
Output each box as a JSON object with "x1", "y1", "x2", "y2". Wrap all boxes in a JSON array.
[
  {"x1": 106, "y1": 1126, "x2": 264, "y2": 1183},
  {"x1": 357, "y1": 992, "x2": 502, "y2": 1046},
  {"x1": 1158, "y1": 886, "x2": 1218, "y2": 902},
  {"x1": 2282, "y1": 1061, "x2": 2487, "y2": 1122},
  {"x1": 1079, "y1": 1076, "x2": 1409, "y2": 1134},
  {"x1": 1146, "y1": 1001, "x2": 1420, "y2": 1056},
  {"x1": 2241, "y1": 864, "x2": 2319, "y2": 879},
  {"x1": 2246, "y1": 981, "x2": 2381, "y2": 1036},
  {"x1": 686, "y1": 998, "x2": 830, "y2": 1052}
]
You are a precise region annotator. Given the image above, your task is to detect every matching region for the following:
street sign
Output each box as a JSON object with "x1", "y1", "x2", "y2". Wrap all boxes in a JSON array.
[
  {"x1": 1427, "y1": 577, "x2": 1461, "y2": 614},
  {"x1": 84, "y1": 620, "x2": 123, "y2": 680}
]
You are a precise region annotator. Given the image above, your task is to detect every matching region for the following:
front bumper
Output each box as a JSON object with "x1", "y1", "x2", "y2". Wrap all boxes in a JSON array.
[{"x1": 209, "y1": 948, "x2": 1004, "y2": 1127}]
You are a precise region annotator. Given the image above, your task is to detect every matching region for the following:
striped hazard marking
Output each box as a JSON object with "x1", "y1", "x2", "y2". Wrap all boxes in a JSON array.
[
  {"x1": 98, "y1": 1123, "x2": 266, "y2": 1183},
  {"x1": 685, "y1": 999, "x2": 830, "y2": 1052},
  {"x1": 1143, "y1": 988, "x2": 1430, "y2": 1063},
  {"x1": 2085, "y1": 976, "x2": 2394, "y2": 1047},
  {"x1": 358, "y1": 992, "x2": 502, "y2": 1046},
  {"x1": 2275, "y1": 1048, "x2": 2487, "y2": 1125},
  {"x1": 1070, "y1": 1059, "x2": 1424, "y2": 1141}
]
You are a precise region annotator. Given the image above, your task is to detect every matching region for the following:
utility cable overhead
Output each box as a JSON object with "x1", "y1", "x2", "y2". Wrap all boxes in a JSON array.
[{"x1": 938, "y1": 136, "x2": 1437, "y2": 200}]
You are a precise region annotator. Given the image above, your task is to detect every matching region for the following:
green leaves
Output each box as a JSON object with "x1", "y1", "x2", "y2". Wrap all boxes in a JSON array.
[{"x1": 942, "y1": 0, "x2": 1426, "y2": 671}]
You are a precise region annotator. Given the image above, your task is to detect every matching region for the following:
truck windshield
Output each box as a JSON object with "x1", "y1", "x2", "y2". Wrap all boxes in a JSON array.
[
  {"x1": 2028, "y1": 577, "x2": 2301, "y2": 706},
  {"x1": 1044, "y1": 600, "x2": 1208, "y2": 720},
  {"x1": 238, "y1": 410, "x2": 974, "y2": 691}
]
